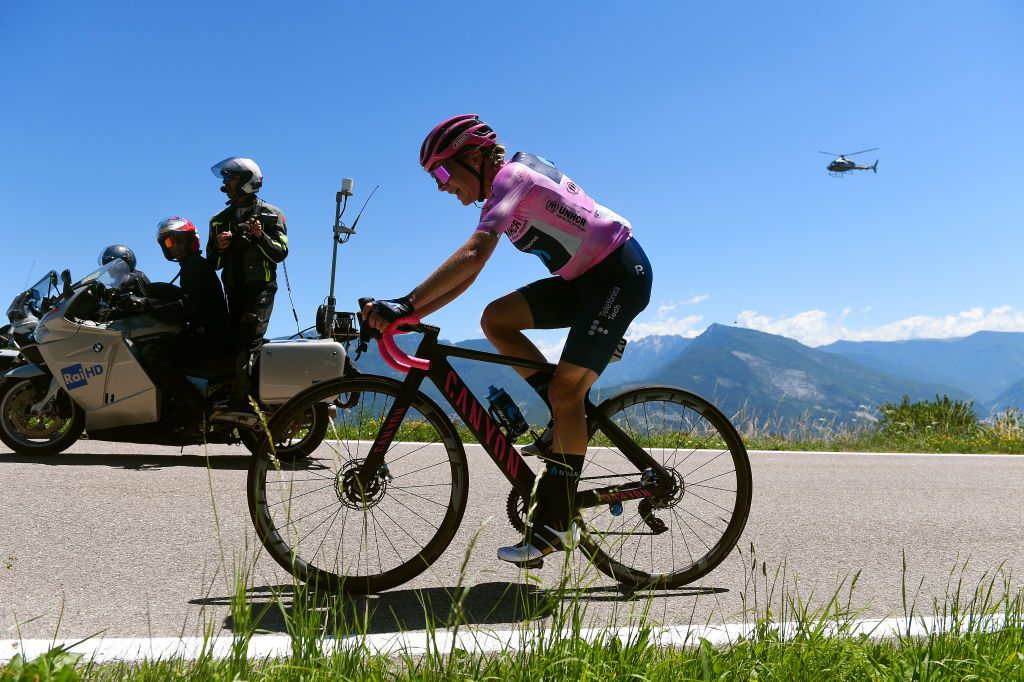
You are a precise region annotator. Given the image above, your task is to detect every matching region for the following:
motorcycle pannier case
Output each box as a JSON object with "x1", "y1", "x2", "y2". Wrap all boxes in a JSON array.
[{"x1": 258, "y1": 339, "x2": 346, "y2": 404}]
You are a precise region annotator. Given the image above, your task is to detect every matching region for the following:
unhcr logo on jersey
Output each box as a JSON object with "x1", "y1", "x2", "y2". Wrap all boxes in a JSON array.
[
  {"x1": 61, "y1": 363, "x2": 104, "y2": 390},
  {"x1": 544, "y1": 200, "x2": 587, "y2": 230}
]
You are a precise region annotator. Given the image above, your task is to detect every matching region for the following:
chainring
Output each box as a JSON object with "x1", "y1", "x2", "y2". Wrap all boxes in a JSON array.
[{"x1": 506, "y1": 488, "x2": 527, "y2": 534}]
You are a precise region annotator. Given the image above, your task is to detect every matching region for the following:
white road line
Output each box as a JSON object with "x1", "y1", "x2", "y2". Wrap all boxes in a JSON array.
[{"x1": 0, "y1": 614, "x2": 1013, "y2": 663}]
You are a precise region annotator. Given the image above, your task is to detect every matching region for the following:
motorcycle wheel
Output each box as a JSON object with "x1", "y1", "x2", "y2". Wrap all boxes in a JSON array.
[
  {"x1": 0, "y1": 378, "x2": 85, "y2": 456},
  {"x1": 240, "y1": 402, "x2": 329, "y2": 463}
]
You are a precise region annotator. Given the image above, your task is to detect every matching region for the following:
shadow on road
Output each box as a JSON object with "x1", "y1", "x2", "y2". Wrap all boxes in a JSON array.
[
  {"x1": 192, "y1": 581, "x2": 727, "y2": 635},
  {"x1": 0, "y1": 452, "x2": 250, "y2": 470}
]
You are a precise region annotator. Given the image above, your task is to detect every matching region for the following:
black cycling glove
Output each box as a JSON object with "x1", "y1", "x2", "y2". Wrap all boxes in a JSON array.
[{"x1": 372, "y1": 296, "x2": 415, "y2": 323}]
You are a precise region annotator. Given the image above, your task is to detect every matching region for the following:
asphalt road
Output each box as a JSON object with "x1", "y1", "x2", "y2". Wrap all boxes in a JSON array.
[{"x1": 1, "y1": 441, "x2": 1022, "y2": 640}]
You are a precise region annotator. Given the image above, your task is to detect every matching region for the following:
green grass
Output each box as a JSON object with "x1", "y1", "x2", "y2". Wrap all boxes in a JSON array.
[{"x1": 6, "y1": 545, "x2": 1024, "y2": 680}]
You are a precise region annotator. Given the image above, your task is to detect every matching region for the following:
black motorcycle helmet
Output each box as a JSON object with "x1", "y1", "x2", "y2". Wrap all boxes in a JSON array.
[{"x1": 98, "y1": 244, "x2": 137, "y2": 271}]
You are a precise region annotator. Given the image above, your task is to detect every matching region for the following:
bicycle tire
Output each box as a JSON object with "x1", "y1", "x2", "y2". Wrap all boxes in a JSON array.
[
  {"x1": 578, "y1": 385, "x2": 752, "y2": 589},
  {"x1": 247, "y1": 375, "x2": 469, "y2": 594}
]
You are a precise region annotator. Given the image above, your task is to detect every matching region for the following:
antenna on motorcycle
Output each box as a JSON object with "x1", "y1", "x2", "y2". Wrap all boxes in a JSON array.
[
  {"x1": 322, "y1": 179, "x2": 379, "y2": 343},
  {"x1": 22, "y1": 260, "x2": 36, "y2": 291}
]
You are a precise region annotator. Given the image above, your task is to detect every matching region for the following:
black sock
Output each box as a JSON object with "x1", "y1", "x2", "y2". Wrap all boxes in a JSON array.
[
  {"x1": 532, "y1": 452, "x2": 584, "y2": 535},
  {"x1": 525, "y1": 370, "x2": 554, "y2": 415}
]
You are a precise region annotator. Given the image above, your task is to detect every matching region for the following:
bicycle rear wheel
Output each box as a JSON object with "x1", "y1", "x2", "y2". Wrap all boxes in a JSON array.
[
  {"x1": 247, "y1": 375, "x2": 469, "y2": 594},
  {"x1": 579, "y1": 386, "x2": 752, "y2": 589}
]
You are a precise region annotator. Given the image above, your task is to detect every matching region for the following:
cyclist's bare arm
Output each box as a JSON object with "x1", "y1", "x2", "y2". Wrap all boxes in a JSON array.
[
  {"x1": 413, "y1": 269, "x2": 480, "y2": 318},
  {"x1": 407, "y1": 231, "x2": 498, "y2": 313}
]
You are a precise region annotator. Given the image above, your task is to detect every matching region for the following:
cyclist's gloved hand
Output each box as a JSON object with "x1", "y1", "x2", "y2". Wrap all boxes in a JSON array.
[{"x1": 371, "y1": 296, "x2": 414, "y2": 323}]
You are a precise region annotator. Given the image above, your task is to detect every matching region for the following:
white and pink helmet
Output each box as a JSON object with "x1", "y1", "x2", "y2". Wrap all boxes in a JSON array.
[
  {"x1": 157, "y1": 216, "x2": 201, "y2": 261},
  {"x1": 419, "y1": 114, "x2": 497, "y2": 172}
]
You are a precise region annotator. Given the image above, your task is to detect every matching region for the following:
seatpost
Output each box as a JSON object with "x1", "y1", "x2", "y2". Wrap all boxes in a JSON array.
[{"x1": 325, "y1": 178, "x2": 356, "y2": 335}]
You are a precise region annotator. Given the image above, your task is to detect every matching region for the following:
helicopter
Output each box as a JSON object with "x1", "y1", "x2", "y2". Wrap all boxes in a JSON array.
[{"x1": 819, "y1": 148, "x2": 879, "y2": 176}]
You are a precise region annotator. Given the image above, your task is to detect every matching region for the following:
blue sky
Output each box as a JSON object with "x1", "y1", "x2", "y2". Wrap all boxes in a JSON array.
[{"x1": 2, "y1": 1, "x2": 1021, "y2": 355}]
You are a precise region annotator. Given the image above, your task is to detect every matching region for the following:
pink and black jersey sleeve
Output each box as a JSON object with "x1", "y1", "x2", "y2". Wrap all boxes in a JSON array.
[
  {"x1": 476, "y1": 163, "x2": 535, "y2": 235},
  {"x1": 475, "y1": 152, "x2": 632, "y2": 280}
]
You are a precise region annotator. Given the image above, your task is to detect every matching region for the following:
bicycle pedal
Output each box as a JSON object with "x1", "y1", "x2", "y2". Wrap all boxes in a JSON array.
[{"x1": 514, "y1": 557, "x2": 544, "y2": 569}]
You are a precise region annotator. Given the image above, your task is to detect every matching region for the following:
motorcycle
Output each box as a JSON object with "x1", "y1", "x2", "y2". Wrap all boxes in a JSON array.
[
  {"x1": 0, "y1": 270, "x2": 58, "y2": 373},
  {"x1": 0, "y1": 259, "x2": 350, "y2": 459}
]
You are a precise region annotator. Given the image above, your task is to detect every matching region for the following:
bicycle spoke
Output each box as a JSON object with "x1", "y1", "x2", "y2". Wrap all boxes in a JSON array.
[
  {"x1": 309, "y1": 501, "x2": 346, "y2": 561},
  {"x1": 389, "y1": 485, "x2": 451, "y2": 511},
  {"x1": 268, "y1": 480, "x2": 338, "y2": 507}
]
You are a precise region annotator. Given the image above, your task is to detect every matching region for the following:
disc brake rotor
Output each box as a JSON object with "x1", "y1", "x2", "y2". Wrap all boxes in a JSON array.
[
  {"x1": 638, "y1": 468, "x2": 685, "y2": 534},
  {"x1": 336, "y1": 458, "x2": 389, "y2": 510},
  {"x1": 6, "y1": 385, "x2": 63, "y2": 438}
]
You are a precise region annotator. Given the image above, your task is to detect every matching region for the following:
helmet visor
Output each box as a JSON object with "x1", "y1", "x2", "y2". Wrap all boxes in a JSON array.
[{"x1": 211, "y1": 159, "x2": 234, "y2": 179}]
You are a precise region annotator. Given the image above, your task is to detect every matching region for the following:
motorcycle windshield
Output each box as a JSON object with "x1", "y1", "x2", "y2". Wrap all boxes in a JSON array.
[
  {"x1": 74, "y1": 258, "x2": 132, "y2": 290},
  {"x1": 7, "y1": 270, "x2": 58, "y2": 322}
]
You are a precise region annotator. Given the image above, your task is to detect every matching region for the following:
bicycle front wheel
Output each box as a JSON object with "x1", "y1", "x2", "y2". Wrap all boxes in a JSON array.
[
  {"x1": 579, "y1": 386, "x2": 752, "y2": 589},
  {"x1": 247, "y1": 375, "x2": 469, "y2": 594}
]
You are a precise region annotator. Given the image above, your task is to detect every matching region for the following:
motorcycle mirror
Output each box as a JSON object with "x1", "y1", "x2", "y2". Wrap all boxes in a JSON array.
[{"x1": 60, "y1": 269, "x2": 72, "y2": 297}]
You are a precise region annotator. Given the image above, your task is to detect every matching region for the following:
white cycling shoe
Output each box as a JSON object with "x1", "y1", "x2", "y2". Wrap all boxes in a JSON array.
[
  {"x1": 520, "y1": 422, "x2": 554, "y2": 457},
  {"x1": 497, "y1": 523, "x2": 579, "y2": 568}
]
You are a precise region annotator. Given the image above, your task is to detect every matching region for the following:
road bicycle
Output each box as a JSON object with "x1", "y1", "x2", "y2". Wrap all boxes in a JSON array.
[{"x1": 247, "y1": 316, "x2": 752, "y2": 594}]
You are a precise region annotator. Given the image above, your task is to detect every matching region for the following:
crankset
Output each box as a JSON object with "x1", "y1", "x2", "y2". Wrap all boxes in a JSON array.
[{"x1": 506, "y1": 489, "x2": 528, "y2": 534}]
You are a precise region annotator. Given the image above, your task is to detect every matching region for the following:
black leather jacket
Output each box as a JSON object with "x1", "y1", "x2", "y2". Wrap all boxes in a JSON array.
[{"x1": 207, "y1": 197, "x2": 288, "y2": 287}]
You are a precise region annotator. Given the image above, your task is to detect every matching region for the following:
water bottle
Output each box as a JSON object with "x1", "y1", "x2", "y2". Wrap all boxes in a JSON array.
[{"x1": 486, "y1": 385, "x2": 530, "y2": 439}]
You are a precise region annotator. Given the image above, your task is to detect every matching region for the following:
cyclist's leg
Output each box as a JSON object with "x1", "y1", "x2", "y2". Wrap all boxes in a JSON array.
[
  {"x1": 499, "y1": 243, "x2": 652, "y2": 565},
  {"x1": 480, "y1": 290, "x2": 546, "y2": 379},
  {"x1": 483, "y1": 278, "x2": 579, "y2": 409},
  {"x1": 543, "y1": 238, "x2": 654, "y2": 524},
  {"x1": 548, "y1": 362, "x2": 598, "y2": 455},
  {"x1": 533, "y1": 361, "x2": 596, "y2": 530}
]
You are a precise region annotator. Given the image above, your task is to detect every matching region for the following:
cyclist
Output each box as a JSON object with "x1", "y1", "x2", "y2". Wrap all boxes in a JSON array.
[
  {"x1": 362, "y1": 114, "x2": 653, "y2": 566},
  {"x1": 206, "y1": 156, "x2": 288, "y2": 410},
  {"x1": 98, "y1": 244, "x2": 150, "y2": 296}
]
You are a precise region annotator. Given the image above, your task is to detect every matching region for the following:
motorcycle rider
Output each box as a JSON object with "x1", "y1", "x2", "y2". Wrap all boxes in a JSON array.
[
  {"x1": 99, "y1": 244, "x2": 150, "y2": 296},
  {"x1": 206, "y1": 157, "x2": 288, "y2": 410},
  {"x1": 136, "y1": 217, "x2": 231, "y2": 427}
]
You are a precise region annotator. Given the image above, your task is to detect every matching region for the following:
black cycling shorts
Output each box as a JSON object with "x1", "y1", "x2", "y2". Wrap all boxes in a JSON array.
[{"x1": 518, "y1": 238, "x2": 653, "y2": 375}]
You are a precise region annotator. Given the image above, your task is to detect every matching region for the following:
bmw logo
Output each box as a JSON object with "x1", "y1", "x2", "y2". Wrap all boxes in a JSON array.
[{"x1": 93, "y1": 343, "x2": 104, "y2": 353}]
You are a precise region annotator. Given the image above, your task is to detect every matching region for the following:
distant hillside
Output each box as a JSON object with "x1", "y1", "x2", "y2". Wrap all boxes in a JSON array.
[
  {"x1": 984, "y1": 378, "x2": 1024, "y2": 417},
  {"x1": 821, "y1": 331, "x2": 1024, "y2": 402},
  {"x1": 312, "y1": 325, "x2": 977, "y2": 429},
  {"x1": 595, "y1": 335, "x2": 690, "y2": 387},
  {"x1": 646, "y1": 324, "x2": 968, "y2": 426}
]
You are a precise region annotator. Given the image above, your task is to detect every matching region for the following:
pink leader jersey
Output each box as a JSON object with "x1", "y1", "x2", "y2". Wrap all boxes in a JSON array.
[{"x1": 475, "y1": 152, "x2": 632, "y2": 280}]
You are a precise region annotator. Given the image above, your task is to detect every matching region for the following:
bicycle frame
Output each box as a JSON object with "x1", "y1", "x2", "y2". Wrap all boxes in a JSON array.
[{"x1": 355, "y1": 319, "x2": 674, "y2": 509}]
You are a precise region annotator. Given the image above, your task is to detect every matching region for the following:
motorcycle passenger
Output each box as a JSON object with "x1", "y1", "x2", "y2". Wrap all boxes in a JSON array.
[
  {"x1": 137, "y1": 216, "x2": 231, "y2": 427},
  {"x1": 99, "y1": 244, "x2": 150, "y2": 296},
  {"x1": 362, "y1": 114, "x2": 653, "y2": 567},
  {"x1": 206, "y1": 157, "x2": 288, "y2": 410}
]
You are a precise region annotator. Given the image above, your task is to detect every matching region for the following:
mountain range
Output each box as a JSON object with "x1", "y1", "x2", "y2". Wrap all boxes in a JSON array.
[
  {"x1": 302, "y1": 326, "x2": 1024, "y2": 429},
  {"x1": 820, "y1": 332, "x2": 1024, "y2": 405}
]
